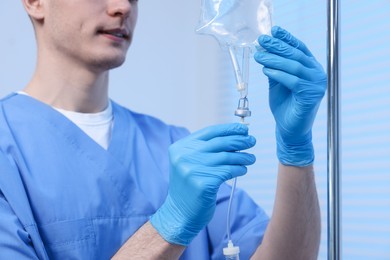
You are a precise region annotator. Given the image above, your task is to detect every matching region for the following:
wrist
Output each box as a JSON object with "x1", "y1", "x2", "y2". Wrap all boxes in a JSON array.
[
  {"x1": 276, "y1": 130, "x2": 314, "y2": 167},
  {"x1": 150, "y1": 196, "x2": 200, "y2": 246}
]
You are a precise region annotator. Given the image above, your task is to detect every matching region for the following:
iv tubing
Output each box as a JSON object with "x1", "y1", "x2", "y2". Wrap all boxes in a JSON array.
[
  {"x1": 228, "y1": 46, "x2": 250, "y2": 98},
  {"x1": 225, "y1": 47, "x2": 251, "y2": 258},
  {"x1": 226, "y1": 177, "x2": 237, "y2": 241},
  {"x1": 228, "y1": 46, "x2": 243, "y2": 87},
  {"x1": 241, "y1": 47, "x2": 250, "y2": 98},
  {"x1": 226, "y1": 46, "x2": 252, "y2": 241}
]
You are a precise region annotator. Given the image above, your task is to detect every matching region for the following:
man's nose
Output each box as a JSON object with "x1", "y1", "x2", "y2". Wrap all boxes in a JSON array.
[{"x1": 107, "y1": 0, "x2": 132, "y2": 18}]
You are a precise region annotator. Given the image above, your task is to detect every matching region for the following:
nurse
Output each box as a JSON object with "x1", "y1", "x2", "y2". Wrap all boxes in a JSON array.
[{"x1": 0, "y1": 0, "x2": 326, "y2": 259}]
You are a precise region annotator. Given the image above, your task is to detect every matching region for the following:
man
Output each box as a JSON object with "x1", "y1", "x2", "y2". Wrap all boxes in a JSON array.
[{"x1": 0, "y1": 0, "x2": 326, "y2": 259}]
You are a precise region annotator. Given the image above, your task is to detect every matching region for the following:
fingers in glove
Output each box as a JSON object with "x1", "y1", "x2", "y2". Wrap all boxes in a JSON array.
[
  {"x1": 201, "y1": 134, "x2": 256, "y2": 153},
  {"x1": 263, "y1": 67, "x2": 326, "y2": 98},
  {"x1": 189, "y1": 123, "x2": 248, "y2": 141},
  {"x1": 181, "y1": 165, "x2": 249, "y2": 188},
  {"x1": 212, "y1": 165, "x2": 249, "y2": 182},
  {"x1": 255, "y1": 51, "x2": 318, "y2": 81},
  {"x1": 257, "y1": 36, "x2": 314, "y2": 69},
  {"x1": 272, "y1": 26, "x2": 313, "y2": 57},
  {"x1": 262, "y1": 67, "x2": 301, "y2": 92},
  {"x1": 201, "y1": 152, "x2": 256, "y2": 166}
]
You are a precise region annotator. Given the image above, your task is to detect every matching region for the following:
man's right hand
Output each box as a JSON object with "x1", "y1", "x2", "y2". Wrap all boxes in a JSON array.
[{"x1": 150, "y1": 123, "x2": 256, "y2": 246}]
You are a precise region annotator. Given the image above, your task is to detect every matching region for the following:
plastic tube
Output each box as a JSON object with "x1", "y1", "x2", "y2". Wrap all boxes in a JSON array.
[
  {"x1": 228, "y1": 46, "x2": 251, "y2": 98},
  {"x1": 226, "y1": 177, "x2": 237, "y2": 241},
  {"x1": 228, "y1": 47, "x2": 245, "y2": 93},
  {"x1": 224, "y1": 154, "x2": 240, "y2": 259},
  {"x1": 241, "y1": 47, "x2": 250, "y2": 98}
]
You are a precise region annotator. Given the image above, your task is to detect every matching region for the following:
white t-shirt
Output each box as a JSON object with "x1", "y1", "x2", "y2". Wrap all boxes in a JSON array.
[{"x1": 17, "y1": 92, "x2": 113, "y2": 150}]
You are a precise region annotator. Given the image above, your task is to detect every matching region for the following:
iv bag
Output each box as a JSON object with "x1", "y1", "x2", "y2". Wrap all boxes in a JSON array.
[{"x1": 196, "y1": 0, "x2": 273, "y2": 48}]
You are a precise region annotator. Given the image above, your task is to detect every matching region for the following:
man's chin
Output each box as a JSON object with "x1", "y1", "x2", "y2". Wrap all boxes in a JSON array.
[{"x1": 91, "y1": 56, "x2": 126, "y2": 72}]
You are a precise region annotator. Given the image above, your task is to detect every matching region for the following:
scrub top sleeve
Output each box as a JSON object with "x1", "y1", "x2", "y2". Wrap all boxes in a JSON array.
[
  {"x1": 0, "y1": 192, "x2": 40, "y2": 260},
  {"x1": 206, "y1": 183, "x2": 269, "y2": 260}
]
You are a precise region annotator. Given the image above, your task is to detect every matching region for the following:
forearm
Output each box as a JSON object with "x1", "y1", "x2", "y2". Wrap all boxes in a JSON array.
[
  {"x1": 111, "y1": 221, "x2": 185, "y2": 260},
  {"x1": 252, "y1": 164, "x2": 321, "y2": 260}
]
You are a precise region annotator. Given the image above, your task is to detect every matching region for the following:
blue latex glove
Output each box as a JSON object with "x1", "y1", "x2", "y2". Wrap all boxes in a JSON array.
[
  {"x1": 254, "y1": 26, "x2": 327, "y2": 166},
  {"x1": 150, "y1": 123, "x2": 256, "y2": 246}
]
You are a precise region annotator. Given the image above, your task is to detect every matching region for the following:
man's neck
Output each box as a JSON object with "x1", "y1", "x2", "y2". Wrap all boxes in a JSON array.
[{"x1": 24, "y1": 58, "x2": 110, "y2": 113}]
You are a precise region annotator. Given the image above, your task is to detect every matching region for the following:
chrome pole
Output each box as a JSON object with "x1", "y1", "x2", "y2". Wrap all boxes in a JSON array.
[{"x1": 327, "y1": 0, "x2": 341, "y2": 259}]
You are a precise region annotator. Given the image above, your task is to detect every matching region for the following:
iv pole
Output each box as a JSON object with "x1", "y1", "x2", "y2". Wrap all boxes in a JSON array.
[{"x1": 327, "y1": 0, "x2": 341, "y2": 259}]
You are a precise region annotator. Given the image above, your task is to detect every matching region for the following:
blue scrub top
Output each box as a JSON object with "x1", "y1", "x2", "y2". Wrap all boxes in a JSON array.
[{"x1": 0, "y1": 94, "x2": 269, "y2": 259}]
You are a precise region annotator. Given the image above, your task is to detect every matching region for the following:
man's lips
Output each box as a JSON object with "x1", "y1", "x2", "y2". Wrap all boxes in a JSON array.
[{"x1": 98, "y1": 28, "x2": 130, "y2": 40}]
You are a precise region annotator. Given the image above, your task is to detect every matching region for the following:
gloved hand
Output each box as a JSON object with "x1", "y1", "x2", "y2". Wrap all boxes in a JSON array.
[
  {"x1": 254, "y1": 26, "x2": 327, "y2": 166},
  {"x1": 150, "y1": 123, "x2": 256, "y2": 246}
]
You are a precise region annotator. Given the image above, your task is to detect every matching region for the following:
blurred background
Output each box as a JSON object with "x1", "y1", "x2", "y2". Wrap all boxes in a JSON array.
[{"x1": 1, "y1": 0, "x2": 389, "y2": 259}]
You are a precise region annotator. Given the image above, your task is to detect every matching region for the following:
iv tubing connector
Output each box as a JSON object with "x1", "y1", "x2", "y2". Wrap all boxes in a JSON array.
[
  {"x1": 236, "y1": 82, "x2": 247, "y2": 93},
  {"x1": 223, "y1": 240, "x2": 240, "y2": 260},
  {"x1": 234, "y1": 97, "x2": 252, "y2": 118}
]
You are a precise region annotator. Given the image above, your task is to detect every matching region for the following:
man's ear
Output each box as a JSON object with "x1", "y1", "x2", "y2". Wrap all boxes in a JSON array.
[{"x1": 21, "y1": 0, "x2": 45, "y2": 21}]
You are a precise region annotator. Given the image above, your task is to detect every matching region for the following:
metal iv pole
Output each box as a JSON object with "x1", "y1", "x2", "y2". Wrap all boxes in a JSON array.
[{"x1": 327, "y1": 0, "x2": 341, "y2": 259}]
